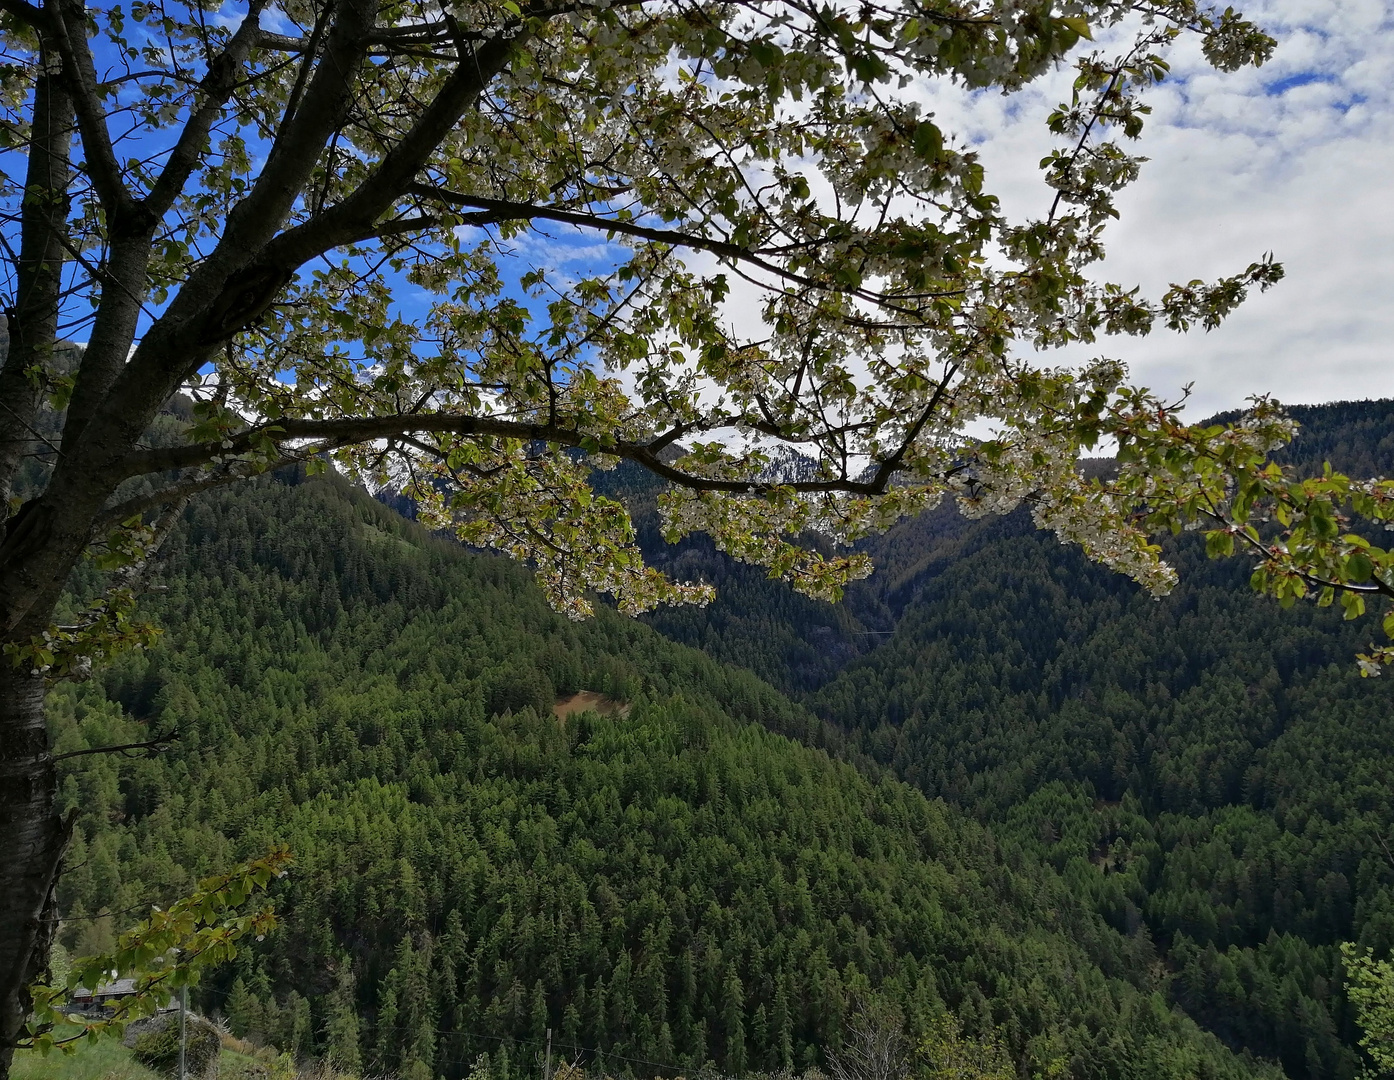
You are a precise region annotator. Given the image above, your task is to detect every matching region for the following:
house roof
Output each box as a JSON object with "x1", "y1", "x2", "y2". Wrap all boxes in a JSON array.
[{"x1": 73, "y1": 978, "x2": 139, "y2": 998}]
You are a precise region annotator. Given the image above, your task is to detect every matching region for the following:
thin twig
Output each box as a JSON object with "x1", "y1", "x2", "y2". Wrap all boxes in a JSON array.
[{"x1": 53, "y1": 727, "x2": 179, "y2": 762}]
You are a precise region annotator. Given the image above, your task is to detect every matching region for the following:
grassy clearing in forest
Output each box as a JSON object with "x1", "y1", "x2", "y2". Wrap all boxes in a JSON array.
[
  {"x1": 9, "y1": 1038, "x2": 309, "y2": 1080},
  {"x1": 9, "y1": 1038, "x2": 162, "y2": 1080}
]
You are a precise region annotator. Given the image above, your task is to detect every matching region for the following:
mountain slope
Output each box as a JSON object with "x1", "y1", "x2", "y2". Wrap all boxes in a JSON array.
[
  {"x1": 801, "y1": 400, "x2": 1394, "y2": 1080},
  {"x1": 49, "y1": 472, "x2": 1278, "y2": 1080},
  {"x1": 588, "y1": 399, "x2": 1394, "y2": 1078}
]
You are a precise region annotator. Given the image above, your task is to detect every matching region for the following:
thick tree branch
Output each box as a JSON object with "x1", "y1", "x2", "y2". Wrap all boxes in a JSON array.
[
  {"x1": 409, "y1": 185, "x2": 960, "y2": 311},
  {"x1": 253, "y1": 22, "x2": 537, "y2": 278},
  {"x1": 52, "y1": 729, "x2": 178, "y2": 762},
  {"x1": 114, "y1": 412, "x2": 928, "y2": 497},
  {"x1": 143, "y1": 0, "x2": 276, "y2": 221},
  {"x1": 251, "y1": 29, "x2": 310, "y2": 51},
  {"x1": 264, "y1": 6, "x2": 329, "y2": 170},
  {"x1": 0, "y1": 56, "x2": 72, "y2": 513},
  {"x1": 345, "y1": 215, "x2": 443, "y2": 243},
  {"x1": 342, "y1": 206, "x2": 573, "y2": 246},
  {"x1": 409, "y1": 184, "x2": 805, "y2": 276},
  {"x1": 49, "y1": 0, "x2": 379, "y2": 508},
  {"x1": 46, "y1": 0, "x2": 137, "y2": 220},
  {"x1": 0, "y1": 0, "x2": 44, "y2": 27}
]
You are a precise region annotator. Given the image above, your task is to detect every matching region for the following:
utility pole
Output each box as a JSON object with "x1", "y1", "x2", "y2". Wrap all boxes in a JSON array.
[
  {"x1": 177, "y1": 986, "x2": 188, "y2": 1080},
  {"x1": 544, "y1": 1027, "x2": 553, "y2": 1080}
]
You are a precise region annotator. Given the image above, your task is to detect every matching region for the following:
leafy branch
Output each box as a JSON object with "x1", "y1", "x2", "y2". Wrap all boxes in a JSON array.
[{"x1": 21, "y1": 848, "x2": 293, "y2": 1056}]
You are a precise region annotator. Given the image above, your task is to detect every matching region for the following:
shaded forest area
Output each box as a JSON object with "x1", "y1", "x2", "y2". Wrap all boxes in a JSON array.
[
  {"x1": 636, "y1": 400, "x2": 1394, "y2": 1080},
  {"x1": 52, "y1": 475, "x2": 1273, "y2": 1080},
  {"x1": 44, "y1": 400, "x2": 1394, "y2": 1080}
]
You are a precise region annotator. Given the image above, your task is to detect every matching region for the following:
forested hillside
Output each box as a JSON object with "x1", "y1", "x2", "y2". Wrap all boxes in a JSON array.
[
  {"x1": 46, "y1": 474, "x2": 1276, "y2": 1080},
  {"x1": 590, "y1": 465, "x2": 880, "y2": 695},
  {"x1": 636, "y1": 400, "x2": 1394, "y2": 1080},
  {"x1": 42, "y1": 401, "x2": 1394, "y2": 1080}
]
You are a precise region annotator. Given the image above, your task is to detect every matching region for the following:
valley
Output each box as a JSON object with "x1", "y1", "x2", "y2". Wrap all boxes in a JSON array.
[{"x1": 34, "y1": 402, "x2": 1394, "y2": 1080}]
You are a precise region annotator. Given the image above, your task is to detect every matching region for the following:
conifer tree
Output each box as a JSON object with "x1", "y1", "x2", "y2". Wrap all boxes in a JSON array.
[
  {"x1": 10, "y1": 0, "x2": 1394, "y2": 1070},
  {"x1": 721, "y1": 966, "x2": 746, "y2": 1075},
  {"x1": 226, "y1": 976, "x2": 263, "y2": 1042},
  {"x1": 325, "y1": 968, "x2": 364, "y2": 1076}
]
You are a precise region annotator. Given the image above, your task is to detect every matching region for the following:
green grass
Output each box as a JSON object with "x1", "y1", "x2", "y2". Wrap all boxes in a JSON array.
[
  {"x1": 215, "y1": 1047, "x2": 265, "y2": 1079},
  {"x1": 10, "y1": 1039, "x2": 277, "y2": 1080},
  {"x1": 9, "y1": 1036, "x2": 163, "y2": 1080}
]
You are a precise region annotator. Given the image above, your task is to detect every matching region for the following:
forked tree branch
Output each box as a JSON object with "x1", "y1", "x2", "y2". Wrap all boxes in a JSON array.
[
  {"x1": 406, "y1": 185, "x2": 959, "y2": 310},
  {"x1": 409, "y1": 184, "x2": 798, "y2": 274},
  {"x1": 143, "y1": 0, "x2": 278, "y2": 222},
  {"x1": 251, "y1": 21, "x2": 537, "y2": 278},
  {"x1": 46, "y1": 0, "x2": 138, "y2": 220}
]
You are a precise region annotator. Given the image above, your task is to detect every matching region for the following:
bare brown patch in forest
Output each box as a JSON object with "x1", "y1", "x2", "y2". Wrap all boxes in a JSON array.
[{"x1": 553, "y1": 690, "x2": 630, "y2": 722}]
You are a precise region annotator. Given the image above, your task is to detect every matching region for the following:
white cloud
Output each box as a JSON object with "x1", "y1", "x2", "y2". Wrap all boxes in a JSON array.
[
  {"x1": 509, "y1": 2, "x2": 1394, "y2": 429},
  {"x1": 962, "y1": 0, "x2": 1394, "y2": 416},
  {"x1": 683, "y1": 1, "x2": 1394, "y2": 424}
]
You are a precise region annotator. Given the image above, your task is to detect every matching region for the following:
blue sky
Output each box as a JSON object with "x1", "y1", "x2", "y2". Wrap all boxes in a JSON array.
[{"x1": 21, "y1": 0, "x2": 1388, "y2": 423}]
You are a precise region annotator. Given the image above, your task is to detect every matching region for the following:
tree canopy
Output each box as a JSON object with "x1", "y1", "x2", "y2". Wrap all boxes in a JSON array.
[
  {"x1": 6, "y1": 0, "x2": 1394, "y2": 1072},
  {"x1": 0, "y1": 0, "x2": 1287, "y2": 645}
]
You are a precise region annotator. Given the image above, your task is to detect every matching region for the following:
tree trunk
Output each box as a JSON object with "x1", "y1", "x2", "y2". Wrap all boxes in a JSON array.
[
  {"x1": 0, "y1": 60, "x2": 72, "y2": 516},
  {"x1": 0, "y1": 667, "x2": 64, "y2": 1080},
  {"x1": 0, "y1": 40, "x2": 73, "y2": 1078}
]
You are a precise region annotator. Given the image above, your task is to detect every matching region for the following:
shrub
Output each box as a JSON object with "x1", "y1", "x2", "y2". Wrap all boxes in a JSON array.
[{"x1": 130, "y1": 1012, "x2": 221, "y2": 1078}]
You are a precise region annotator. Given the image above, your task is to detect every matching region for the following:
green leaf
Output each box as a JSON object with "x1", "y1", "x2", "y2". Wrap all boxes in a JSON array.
[
  {"x1": 1059, "y1": 16, "x2": 1093, "y2": 40},
  {"x1": 1205, "y1": 530, "x2": 1234, "y2": 558},
  {"x1": 912, "y1": 120, "x2": 942, "y2": 160},
  {"x1": 20, "y1": 849, "x2": 290, "y2": 1053},
  {"x1": 1347, "y1": 553, "x2": 1375, "y2": 583}
]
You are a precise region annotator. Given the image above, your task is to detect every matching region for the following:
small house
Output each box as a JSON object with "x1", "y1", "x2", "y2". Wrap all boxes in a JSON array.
[{"x1": 68, "y1": 978, "x2": 139, "y2": 1013}]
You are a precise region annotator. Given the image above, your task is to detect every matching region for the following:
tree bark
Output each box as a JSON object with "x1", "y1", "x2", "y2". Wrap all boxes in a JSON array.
[
  {"x1": 0, "y1": 667, "x2": 64, "y2": 1080},
  {"x1": 0, "y1": 62, "x2": 73, "y2": 516},
  {"x1": 0, "y1": 35, "x2": 74, "y2": 1080}
]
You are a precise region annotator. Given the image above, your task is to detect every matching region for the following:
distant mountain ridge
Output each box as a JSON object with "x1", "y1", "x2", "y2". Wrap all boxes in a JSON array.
[{"x1": 626, "y1": 399, "x2": 1394, "y2": 695}]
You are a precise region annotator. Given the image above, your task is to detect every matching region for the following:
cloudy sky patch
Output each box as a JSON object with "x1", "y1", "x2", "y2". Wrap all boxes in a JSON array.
[
  {"x1": 516, "y1": 2, "x2": 1393, "y2": 423},
  {"x1": 967, "y1": 0, "x2": 1394, "y2": 416}
]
